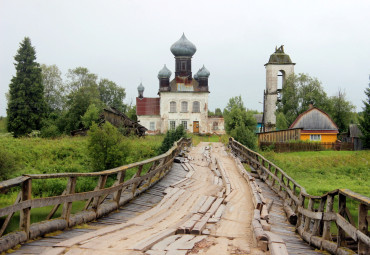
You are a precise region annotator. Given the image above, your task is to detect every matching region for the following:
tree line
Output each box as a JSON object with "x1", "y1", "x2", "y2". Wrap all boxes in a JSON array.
[{"x1": 6, "y1": 37, "x2": 136, "y2": 137}]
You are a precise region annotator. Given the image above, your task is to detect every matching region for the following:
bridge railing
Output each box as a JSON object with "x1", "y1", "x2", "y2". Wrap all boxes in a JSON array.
[
  {"x1": 229, "y1": 137, "x2": 369, "y2": 255},
  {"x1": 0, "y1": 138, "x2": 191, "y2": 252}
]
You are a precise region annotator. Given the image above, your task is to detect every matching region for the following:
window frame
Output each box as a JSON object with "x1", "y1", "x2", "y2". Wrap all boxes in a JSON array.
[
  {"x1": 181, "y1": 101, "x2": 188, "y2": 113},
  {"x1": 169, "y1": 120, "x2": 176, "y2": 130},
  {"x1": 192, "y1": 101, "x2": 200, "y2": 113},
  {"x1": 181, "y1": 120, "x2": 188, "y2": 130},
  {"x1": 170, "y1": 101, "x2": 177, "y2": 113},
  {"x1": 310, "y1": 134, "x2": 321, "y2": 141},
  {"x1": 149, "y1": 122, "x2": 155, "y2": 131}
]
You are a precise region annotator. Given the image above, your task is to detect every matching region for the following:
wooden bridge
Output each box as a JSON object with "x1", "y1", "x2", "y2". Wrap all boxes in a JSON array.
[{"x1": 0, "y1": 138, "x2": 368, "y2": 254}]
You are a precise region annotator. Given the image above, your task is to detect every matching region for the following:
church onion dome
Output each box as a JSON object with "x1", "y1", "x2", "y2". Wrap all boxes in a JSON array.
[
  {"x1": 197, "y1": 65, "x2": 210, "y2": 78},
  {"x1": 170, "y1": 33, "x2": 197, "y2": 57},
  {"x1": 137, "y1": 82, "x2": 145, "y2": 92},
  {"x1": 157, "y1": 64, "x2": 172, "y2": 79}
]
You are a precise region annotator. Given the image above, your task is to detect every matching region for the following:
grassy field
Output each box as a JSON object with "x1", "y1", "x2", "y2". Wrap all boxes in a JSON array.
[
  {"x1": 189, "y1": 133, "x2": 229, "y2": 146},
  {"x1": 0, "y1": 117, "x2": 6, "y2": 133},
  {"x1": 260, "y1": 150, "x2": 370, "y2": 197}
]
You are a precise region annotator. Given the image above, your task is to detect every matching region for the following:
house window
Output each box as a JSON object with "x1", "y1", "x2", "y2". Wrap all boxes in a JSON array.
[
  {"x1": 212, "y1": 122, "x2": 218, "y2": 130},
  {"x1": 170, "y1": 101, "x2": 176, "y2": 113},
  {"x1": 310, "y1": 134, "x2": 321, "y2": 141},
  {"x1": 192, "y1": 101, "x2": 200, "y2": 112},
  {"x1": 169, "y1": 121, "x2": 176, "y2": 130},
  {"x1": 181, "y1": 120, "x2": 188, "y2": 130},
  {"x1": 181, "y1": 101, "x2": 188, "y2": 112},
  {"x1": 150, "y1": 122, "x2": 155, "y2": 131}
]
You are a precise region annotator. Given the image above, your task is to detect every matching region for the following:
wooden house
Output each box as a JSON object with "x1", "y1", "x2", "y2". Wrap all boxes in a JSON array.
[{"x1": 289, "y1": 105, "x2": 338, "y2": 142}]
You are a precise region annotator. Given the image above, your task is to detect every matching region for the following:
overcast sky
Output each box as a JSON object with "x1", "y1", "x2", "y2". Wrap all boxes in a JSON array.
[{"x1": 1, "y1": 0, "x2": 369, "y2": 117}]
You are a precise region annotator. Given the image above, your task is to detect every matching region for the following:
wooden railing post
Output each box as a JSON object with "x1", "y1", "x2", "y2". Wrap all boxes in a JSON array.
[
  {"x1": 87, "y1": 175, "x2": 107, "y2": 210},
  {"x1": 312, "y1": 197, "x2": 325, "y2": 236},
  {"x1": 113, "y1": 171, "x2": 126, "y2": 207},
  {"x1": 337, "y1": 193, "x2": 346, "y2": 247},
  {"x1": 131, "y1": 165, "x2": 143, "y2": 195},
  {"x1": 322, "y1": 194, "x2": 334, "y2": 240},
  {"x1": 358, "y1": 203, "x2": 369, "y2": 255},
  {"x1": 20, "y1": 178, "x2": 32, "y2": 239},
  {"x1": 304, "y1": 198, "x2": 314, "y2": 233},
  {"x1": 62, "y1": 177, "x2": 77, "y2": 226}
]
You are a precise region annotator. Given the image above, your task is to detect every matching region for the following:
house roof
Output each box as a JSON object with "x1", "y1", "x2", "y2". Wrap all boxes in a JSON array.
[
  {"x1": 253, "y1": 114, "x2": 263, "y2": 123},
  {"x1": 289, "y1": 107, "x2": 338, "y2": 133},
  {"x1": 136, "y1": 97, "x2": 160, "y2": 116}
]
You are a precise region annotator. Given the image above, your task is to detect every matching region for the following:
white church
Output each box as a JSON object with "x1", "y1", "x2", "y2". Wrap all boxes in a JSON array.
[{"x1": 136, "y1": 34, "x2": 225, "y2": 135}]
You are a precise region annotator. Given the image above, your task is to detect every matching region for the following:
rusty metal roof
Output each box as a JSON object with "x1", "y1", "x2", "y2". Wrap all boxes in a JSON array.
[{"x1": 136, "y1": 97, "x2": 160, "y2": 116}]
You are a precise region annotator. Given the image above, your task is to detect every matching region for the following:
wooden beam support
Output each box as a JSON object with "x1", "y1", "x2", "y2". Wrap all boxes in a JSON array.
[
  {"x1": 322, "y1": 195, "x2": 334, "y2": 241},
  {"x1": 62, "y1": 177, "x2": 77, "y2": 226},
  {"x1": 358, "y1": 203, "x2": 369, "y2": 255},
  {"x1": 20, "y1": 178, "x2": 32, "y2": 239},
  {"x1": 337, "y1": 193, "x2": 346, "y2": 247}
]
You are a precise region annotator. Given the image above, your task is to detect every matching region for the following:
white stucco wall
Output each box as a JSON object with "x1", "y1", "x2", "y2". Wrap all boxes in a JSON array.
[
  {"x1": 159, "y1": 92, "x2": 209, "y2": 133},
  {"x1": 264, "y1": 64, "x2": 294, "y2": 129},
  {"x1": 137, "y1": 115, "x2": 161, "y2": 135}
]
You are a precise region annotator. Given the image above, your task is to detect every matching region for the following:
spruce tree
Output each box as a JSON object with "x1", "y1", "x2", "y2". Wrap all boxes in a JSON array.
[
  {"x1": 7, "y1": 37, "x2": 46, "y2": 136},
  {"x1": 359, "y1": 84, "x2": 370, "y2": 148}
]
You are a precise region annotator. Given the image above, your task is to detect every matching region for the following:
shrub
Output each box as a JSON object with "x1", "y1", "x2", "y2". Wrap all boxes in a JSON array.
[
  {"x1": 81, "y1": 104, "x2": 100, "y2": 129},
  {"x1": 41, "y1": 124, "x2": 60, "y2": 138},
  {"x1": 0, "y1": 147, "x2": 18, "y2": 181},
  {"x1": 158, "y1": 125, "x2": 186, "y2": 154},
  {"x1": 88, "y1": 122, "x2": 128, "y2": 171},
  {"x1": 230, "y1": 123, "x2": 257, "y2": 150}
]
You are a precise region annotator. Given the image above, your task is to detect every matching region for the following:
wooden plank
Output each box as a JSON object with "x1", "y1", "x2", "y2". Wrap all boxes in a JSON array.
[
  {"x1": 177, "y1": 214, "x2": 202, "y2": 234},
  {"x1": 62, "y1": 177, "x2": 76, "y2": 226},
  {"x1": 0, "y1": 191, "x2": 21, "y2": 236},
  {"x1": 358, "y1": 203, "x2": 369, "y2": 254},
  {"x1": 192, "y1": 198, "x2": 224, "y2": 234},
  {"x1": 132, "y1": 228, "x2": 176, "y2": 251},
  {"x1": 20, "y1": 178, "x2": 32, "y2": 239},
  {"x1": 166, "y1": 235, "x2": 194, "y2": 250},
  {"x1": 198, "y1": 196, "x2": 216, "y2": 214},
  {"x1": 191, "y1": 196, "x2": 208, "y2": 214},
  {"x1": 151, "y1": 235, "x2": 181, "y2": 251}
]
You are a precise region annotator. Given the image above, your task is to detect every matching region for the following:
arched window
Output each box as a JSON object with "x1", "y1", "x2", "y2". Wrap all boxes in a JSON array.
[
  {"x1": 192, "y1": 101, "x2": 200, "y2": 112},
  {"x1": 181, "y1": 101, "x2": 188, "y2": 112},
  {"x1": 212, "y1": 122, "x2": 218, "y2": 130},
  {"x1": 170, "y1": 101, "x2": 176, "y2": 113}
]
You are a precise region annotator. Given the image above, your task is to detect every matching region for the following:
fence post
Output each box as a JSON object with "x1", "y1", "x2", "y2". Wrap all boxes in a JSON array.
[
  {"x1": 337, "y1": 193, "x2": 346, "y2": 247},
  {"x1": 20, "y1": 178, "x2": 32, "y2": 239},
  {"x1": 322, "y1": 194, "x2": 334, "y2": 241},
  {"x1": 62, "y1": 177, "x2": 77, "y2": 226},
  {"x1": 131, "y1": 165, "x2": 143, "y2": 195},
  {"x1": 113, "y1": 171, "x2": 126, "y2": 207},
  {"x1": 358, "y1": 203, "x2": 369, "y2": 255}
]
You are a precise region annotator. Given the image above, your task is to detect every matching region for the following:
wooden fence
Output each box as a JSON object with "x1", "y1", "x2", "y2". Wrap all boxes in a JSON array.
[
  {"x1": 259, "y1": 141, "x2": 354, "y2": 152},
  {"x1": 229, "y1": 138, "x2": 369, "y2": 255},
  {"x1": 0, "y1": 138, "x2": 191, "y2": 252}
]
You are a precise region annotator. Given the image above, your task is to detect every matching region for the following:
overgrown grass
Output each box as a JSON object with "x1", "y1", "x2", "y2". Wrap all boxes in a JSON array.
[
  {"x1": 0, "y1": 134, "x2": 164, "y2": 234},
  {"x1": 260, "y1": 150, "x2": 370, "y2": 197}
]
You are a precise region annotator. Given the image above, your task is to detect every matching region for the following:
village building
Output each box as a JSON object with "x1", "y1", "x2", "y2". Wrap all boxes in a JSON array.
[{"x1": 136, "y1": 34, "x2": 225, "y2": 135}]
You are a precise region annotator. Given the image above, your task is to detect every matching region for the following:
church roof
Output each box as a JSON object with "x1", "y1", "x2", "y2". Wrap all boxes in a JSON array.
[
  {"x1": 265, "y1": 45, "x2": 295, "y2": 65},
  {"x1": 289, "y1": 107, "x2": 338, "y2": 132},
  {"x1": 197, "y1": 65, "x2": 210, "y2": 78},
  {"x1": 170, "y1": 33, "x2": 197, "y2": 57},
  {"x1": 136, "y1": 97, "x2": 160, "y2": 116},
  {"x1": 158, "y1": 65, "x2": 172, "y2": 79}
]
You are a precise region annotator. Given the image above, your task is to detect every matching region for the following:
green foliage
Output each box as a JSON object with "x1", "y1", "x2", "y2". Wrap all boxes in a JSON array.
[
  {"x1": 278, "y1": 74, "x2": 355, "y2": 132},
  {"x1": 88, "y1": 122, "x2": 128, "y2": 170},
  {"x1": 98, "y1": 79, "x2": 126, "y2": 112},
  {"x1": 158, "y1": 125, "x2": 186, "y2": 154},
  {"x1": 260, "y1": 150, "x2": 370, "y2": 197},
  {"x1": 223, "y1": 96, "x2": 257, "y2": 149},
  {"x1": 7, "y1": 37, "x2": 46, "y2": 137},
  {"x1": 41, "y1": 64, "x2": 66, "y2": 114},
  {"x1": 327, "y1": 89, "x2": 355, "y2": 133},
  {"x1": 359, "y1": 84, "x2": 370, "y2": 148},
  {"x1": 215, "y1": 108, "x2": 223, "y2": 116},
  {"x1": 276, "y1": 112, "x2": 289, "y2": 130},
  {"x1": 0, "y1": 147, "x2": 19, "y2": 181},
  {"x1": 0, "y1": 117, "x2": 7, "y2": 133},
  {"x1": 40, "y1": 124, "x2": 60, "y2": 138},
  {"x1": 125, "y1": 105, "x2": 137, "y2": 122},
  {"x1": 81, "y1": 104, "x2": 100, "y2": 128}
]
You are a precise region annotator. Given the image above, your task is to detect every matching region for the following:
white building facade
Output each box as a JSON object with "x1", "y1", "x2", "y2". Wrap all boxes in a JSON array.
[{"x1": 136, "y1": 34, "x2": 225, "y2": 135}]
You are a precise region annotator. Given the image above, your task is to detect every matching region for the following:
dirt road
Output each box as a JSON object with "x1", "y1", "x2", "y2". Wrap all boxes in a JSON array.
[{"x1": 46, "y1": 142, "x2": 266, "y2": 255}]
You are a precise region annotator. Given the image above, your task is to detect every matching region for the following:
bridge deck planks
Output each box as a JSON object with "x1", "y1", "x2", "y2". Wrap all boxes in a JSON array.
[
  {"x1": 10, "y1": 163, "x2": 187, "y2": 255},
  {"x1": 255, "y1": 178, "x2": 325, "y2": 255}
]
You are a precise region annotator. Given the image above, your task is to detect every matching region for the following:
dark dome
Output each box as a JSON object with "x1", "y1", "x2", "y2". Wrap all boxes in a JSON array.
[
  {"x1": 197, "y1": 65, "x2": 210, "y2": 78},
  {"x1": 157, "y1": 64, "x2": 172, "y2": 79},
  {"x1": 170, "y1": 33, "x2": 197, "y2": 57}
]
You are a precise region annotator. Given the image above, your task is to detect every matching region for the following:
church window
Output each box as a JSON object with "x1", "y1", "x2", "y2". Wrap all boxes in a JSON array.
[
  {"x1": 192, "y1": 101, "x2": 200, "y2": 112},
  {"x1": 181, "y1": 101, "x2": 188, "y2": 112},
  {"x1": 150, "y1": 122, "x2": 155, "y2": 131},
  {"x1": 212, "y1": 122, "x2": 218, "y2": 130},
  {"x1": 170, "y1": 101, "x2": 176, "y2": 112},
  {"x1": 181, "y1": 120, "x2": 188, "y2": 130},
  {"x1": 169, "y1": 121, "x2": 176, "y2": 130},
  {"x1": 181, "y1": 61, "x2": 186, "y2": 71}
]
